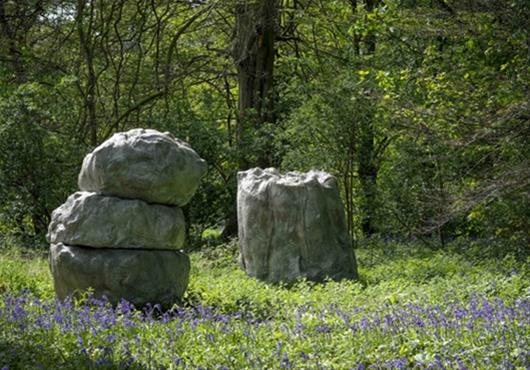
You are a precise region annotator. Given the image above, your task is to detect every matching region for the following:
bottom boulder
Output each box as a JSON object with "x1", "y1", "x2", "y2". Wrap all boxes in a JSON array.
[{"x1": 49, "y1": 243, "x2": 190, "y2": 308}]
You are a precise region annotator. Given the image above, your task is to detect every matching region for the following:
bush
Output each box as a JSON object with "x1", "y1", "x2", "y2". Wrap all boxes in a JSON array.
[{"x1": 0, "y1": 83, "x2": 81, "y2": 245}]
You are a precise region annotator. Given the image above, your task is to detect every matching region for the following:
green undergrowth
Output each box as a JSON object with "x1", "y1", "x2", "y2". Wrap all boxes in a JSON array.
[
  {"x1": 188, "y1": 240, "x2": 529, "y2": 320},
  {"x1": 0, "y1": 247, "x2": 52, "y2": 298},
  {"x1": 0, "y1": 239, "x2": 528, "y2": 369}
]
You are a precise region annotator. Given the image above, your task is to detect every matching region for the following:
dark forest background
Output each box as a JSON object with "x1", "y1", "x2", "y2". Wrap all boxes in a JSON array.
[{"x1": 0, "y1": 0, "x2": 528, "y2": 255}]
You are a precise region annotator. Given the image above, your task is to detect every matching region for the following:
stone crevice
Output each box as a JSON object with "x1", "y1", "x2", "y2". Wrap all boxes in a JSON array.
[{"x1": 50, "y1": 243, "x2": 185, "y2": 253}]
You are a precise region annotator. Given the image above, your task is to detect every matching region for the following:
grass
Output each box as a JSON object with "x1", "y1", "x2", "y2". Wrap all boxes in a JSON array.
[{"x1": 0, "y1": 239, "x2": 528, "y2": 369}]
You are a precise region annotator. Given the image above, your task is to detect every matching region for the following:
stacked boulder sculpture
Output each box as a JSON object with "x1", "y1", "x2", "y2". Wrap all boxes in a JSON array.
[
  {"x1": 237, "y1": 168, "x2": 358, "y2": 283},
  {"x1": 47, "y1": 128, "x2": 207, "y2": 307}
]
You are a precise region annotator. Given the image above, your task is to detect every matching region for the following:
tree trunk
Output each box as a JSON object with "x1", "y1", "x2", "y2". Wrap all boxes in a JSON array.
[
  {"x1": 222, "y1": 0, "x2": 279, "y2": 240},
  {"x1": 358, "y1": 119, "x2": 378, "y2": 236},
  {"x1": 351, "y1": 0, "x2": 381, "y2": 237},
  {"x1": 77, "y1": 0, "x2": 98, "y2": 146},
  {"x1": 232, "y1": 0, "x2": 278, "y2": 169},
  {"x1": 0, "y1": 0, "x2": 42, "y2": 83},
  {"x1": 364, "y1": 0, "x2": 378, "y2": 54}
]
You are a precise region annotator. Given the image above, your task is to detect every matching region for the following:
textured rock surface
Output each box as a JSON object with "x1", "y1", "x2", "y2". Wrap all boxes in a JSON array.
[
  {"x1": 237, "y1": 168, "x2": 358, "y2": 283},
  {"x1": 78, "y1": 128, "x2": 207, "y2": 206},
  {"x1": 47, "y1": 192, "x2": 185, "y2": 250},
  {"x1": 50, "y1": 243, "x2": 190, "y2": 307}
]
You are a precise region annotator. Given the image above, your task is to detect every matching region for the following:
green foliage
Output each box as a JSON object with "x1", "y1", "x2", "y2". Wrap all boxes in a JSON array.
[
  {"x1": 0, "y1": 240, "x2": 528, "y2": 368},
  {"x1": 0, "y1": 247, "x2": 53, "y2": 297},
  {"x1": 0, "y1": 83, "x2": 81, "y2": 244},
  {"x1": 0, "y1": 0, "x2": 528, "y2": 247}
]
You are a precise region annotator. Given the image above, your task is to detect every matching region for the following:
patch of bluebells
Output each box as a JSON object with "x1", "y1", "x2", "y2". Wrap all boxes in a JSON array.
[
  {"x1": 0, "y1": 290, "x2": 268, "y2": 368},
  {"x1": 0, "y1": 290, "x2": 529, "y2": 368},
  {"x1": 303, "y1": 294, "x2": 530, "y2": 368},
  {"x1": 334, "y1": 295, "x2": 530, "y2": 335}
]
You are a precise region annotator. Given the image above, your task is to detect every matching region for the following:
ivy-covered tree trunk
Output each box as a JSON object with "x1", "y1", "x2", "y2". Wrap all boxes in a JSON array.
[{"x1": 352, "y1": 0, "x2": 381, "y2": 237}]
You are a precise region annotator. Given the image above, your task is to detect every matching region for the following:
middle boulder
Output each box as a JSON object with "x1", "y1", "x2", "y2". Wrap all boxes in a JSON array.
[{"x1": 47, "y1": 192, "x2": 185, "y2": 250}]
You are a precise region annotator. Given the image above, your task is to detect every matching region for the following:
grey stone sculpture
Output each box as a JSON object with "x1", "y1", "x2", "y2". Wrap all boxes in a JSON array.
[
  {"x1": 78, "y1": 128, "x2": 207, "y2": 206},
  {"x1": 48, "y1": 128, "x2": 206, "y2": 307},
  {"x1": 237, "y1": 168, "x2": 358, "y2": 283},
  {"x1": 50, "y1": 243, "x2": 190, "y2": 307},
  {"x1": 47, "y1": 192, "x2": 185, "y2": 250}
]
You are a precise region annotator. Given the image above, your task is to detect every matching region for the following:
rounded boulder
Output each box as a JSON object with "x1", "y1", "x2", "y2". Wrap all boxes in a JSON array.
[
  {"x1": 47, "y1": 192, "x2": 185, "y2": 250},
  {"x1": 50, "y1": 243, "x2": 190, "y2": 307},
  {"x1": 78, "y1": 128, "x2": 207, "y2": 206}
]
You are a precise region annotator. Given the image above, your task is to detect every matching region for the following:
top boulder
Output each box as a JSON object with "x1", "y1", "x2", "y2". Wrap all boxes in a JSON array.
[{"x1": 78, "y1": 129, "x2": 207, "y2": 206}]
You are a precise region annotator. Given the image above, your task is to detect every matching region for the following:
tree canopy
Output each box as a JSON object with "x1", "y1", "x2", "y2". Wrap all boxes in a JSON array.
[{"x1": 0, "y1": 0, "x2": 528, "y2": 253}]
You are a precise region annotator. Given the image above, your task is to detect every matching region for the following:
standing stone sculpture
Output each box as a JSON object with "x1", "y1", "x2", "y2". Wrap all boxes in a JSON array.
[
  {"x1": 237, "y1": 168, "x2": 358, "y2": 283},
  {"x1": 47, "y1": 128, "x2": 206, "y2": 307}
]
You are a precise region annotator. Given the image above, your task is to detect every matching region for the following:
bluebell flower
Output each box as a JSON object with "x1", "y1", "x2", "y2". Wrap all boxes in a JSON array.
[
  {"x1": 434, "y1": 354, "x2": 446, "y2": 369},
  {"x1": 314, "y1": 324, "x2": 331, "y2": 333},
  {"x1": 280, "y1": 352, "x2": 292, "y2": 369},
  {"x1": 382, "y1": 357, "x2": 408, "y2": 369},
  {"x1": 275, "y1": 340, "x2": 283, "y2": 356},
  {"x1": 359, "y1": 317, "x2": 369, "y2": 331}
]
